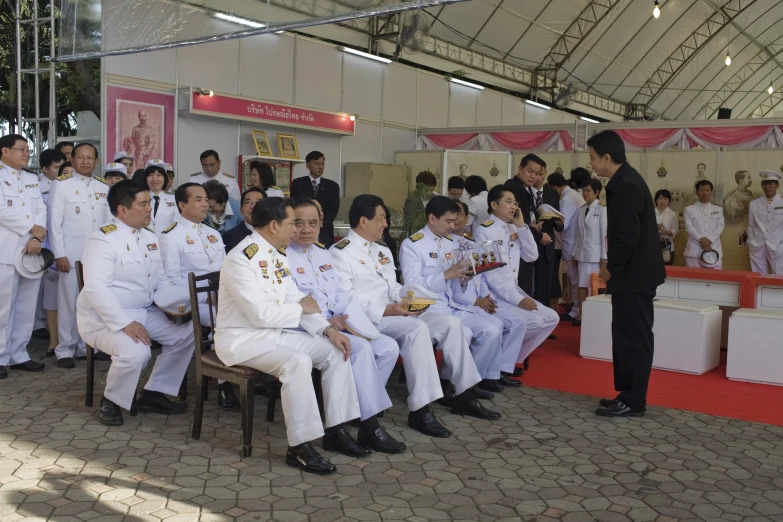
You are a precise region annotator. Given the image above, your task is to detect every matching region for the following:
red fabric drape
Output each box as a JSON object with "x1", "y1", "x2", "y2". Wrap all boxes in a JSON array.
[
  {"x1": 490, "y1": 131, "x2": 566, "y2": 150},
  {"x1": 687, "y1": 126, "x2": 772, "y2": 145},
  {"x1": 424, "y1": 133, "x2": 478, "y2": 149},
  {"x1": 615, "y1": 128, "x2": 681, "y2": 148}
]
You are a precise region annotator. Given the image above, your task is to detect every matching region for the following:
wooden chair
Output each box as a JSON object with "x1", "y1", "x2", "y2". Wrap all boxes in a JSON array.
[{"x1": 188, "y1": 271, "x2": 275, "y2": 457}]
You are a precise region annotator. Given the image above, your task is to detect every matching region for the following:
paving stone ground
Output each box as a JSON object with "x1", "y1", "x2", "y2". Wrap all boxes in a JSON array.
[{"x1": 2, "y1": 338, "x2": 783, "y2": 522}]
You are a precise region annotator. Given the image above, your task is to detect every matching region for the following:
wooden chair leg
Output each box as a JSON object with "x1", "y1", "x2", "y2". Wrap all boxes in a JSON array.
[
  {"x1": 192, "y1": 373, "x2": 206, "y2": 440},
  {"x1": 266, "y1": 381, "x2": 277, "y2": 422},
  {"x1": 85, "y1": 346, "x2": 95, "y2": 407},
  {"x1": 239, "y1": 380, "x2": 254, "y2": 457}
]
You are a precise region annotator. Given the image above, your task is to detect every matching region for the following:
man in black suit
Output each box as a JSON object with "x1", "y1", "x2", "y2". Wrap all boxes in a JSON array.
[
  {"x1": 530, "y1": 165, "x2": 563, "y2": 307},
  {"x1": 591, "y1": 130, "x2": 666, "y2": 418},
  {"x1": 223, "y1": 187, "x2": 265, "y2": 253},
  {"x1": 290, "y1": 151, "x2": 340, "y2": 247}
]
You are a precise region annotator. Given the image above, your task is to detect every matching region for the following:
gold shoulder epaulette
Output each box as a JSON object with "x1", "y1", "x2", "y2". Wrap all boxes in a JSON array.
[
  {"x1": 463, "y1": 232, "x2": 474, "y2": 241},
  {"x1": 223, "y1": 173, "x2": 235, "y2": 179},
  {"x1": 334, "y1": 239, "x2": 350, "y2": 249},
  {"x1": 56, "y1": 173, "x2": 73, "y2": 181},
  {"x1": 444, "y1": 235, "x2": 453, "y2": 241},
  {"x1": 100, "y1": 224, "x2": 117, "y2": 234},
  {"x1": 277, "y1": 248, "x2": 287, "y2": 256},
  {"x1": 410, "y1": 232, "x2": 424, "y2": 242},
  {"x1": 190, "y1": 172, "x2": 200, "y2": 177},
  {"x1": 243, "y1": 243, "x2": 259, "y2": 259},
  {"x1": 162, "y1": 222, "x2": 177, "y2": 234},
  {"x1": 480, "y1": 219, "x2": 494, "y2": 227},
  {"x1": 144, "y1": 226, "x2": 154, "y2": 233},
  {"x1": 93, "y1": 175, "x2": 108, "y2": 185},
  {"x1": 314, "y1": 242, "x2": 326, "y2": 249}
]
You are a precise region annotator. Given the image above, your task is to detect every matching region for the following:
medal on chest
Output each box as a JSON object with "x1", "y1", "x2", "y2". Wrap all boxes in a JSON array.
[
  {"x1": 378, "y1": 251, "x2": 391, "y2": 265},
  {"x1": 319, "y1": 264, "x2": 333, "y2": 272},
  {"x1": 207, "y1": 235, "x2": 218, "y2": 244},
  {"x1": 186, "y1": 235, "x2": 195, "y2": 245}
]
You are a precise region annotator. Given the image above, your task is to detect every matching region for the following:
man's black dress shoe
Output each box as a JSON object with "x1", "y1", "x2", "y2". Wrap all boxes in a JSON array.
[
  {"x1": 57, "y1": 357, "x2": 75, "y2": 369},
  {"x1": 10, "y1": 360, "x2": 45, "y2": 372},
  {"x1": 32, "y1": 328, "x2": 50, "y2": 340},
  {"x1": 99, "y1": 396, "x2": 123, "y2": 426},
  {"x1": 322, "y1": 425, "x2": 370, "y2": 457},
  {"x1": 499, "y1": 373, "x2": 521, "y2": 387},
  {"x1": 218, "y1": 383, "x2": 240, "y2": 410},
  {"x1": 136, "y1": 390, "x2": 187, "y2": 414},
  {"x1": 598, "y1": 398, "x2": 618, "y2": 407},
  {"x1": 0, "y1": 366, "x2": 7, "y2": 379},
  {"x1": 286, "y1": 442, "x2": 336, "y2": 474},
  {"x1": 435, "y1": 380, "x2": 455, "y2": 407},
  {"x1": 548, "y1": 334, "x2": 557, "y2": 339},
  {"x1": 571, "y1": 320, "x2": 582, "y2": 327},
  {"x1": 452, "y1": 397, "x2": 501, "y2": 420},
  {"x1": 512, "y1": 367, "x2": 524, "y2": 377},
  {"x1": 44, "y1": 350, "x2": 55, "y2": 358},
  {"x1": 478, "y1": 379, "x2": 503, "y2": 393},
  {"x1": 595, "y1": 401, "x2": 644, "y2": 417},
  {"x1": 75, "y1": 355, "x2": 87, "y2": 361},
  {"x1": 358, "y1": 427, "x2": 406, "y2": 454},
  {"x1": 471, "y1": 385, "x2": 494, "y2": 400},
  {"x1": 559, "y1": 313, "x2": 574, "y2": 321},
  {"x1": 408, "y1": 408, "x2": 451, "y2": 438}
]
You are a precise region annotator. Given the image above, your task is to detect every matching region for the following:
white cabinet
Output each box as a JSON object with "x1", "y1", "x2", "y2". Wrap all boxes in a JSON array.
[{"x1": 657, "y1": 278, "x2": 741, "y2": 307}]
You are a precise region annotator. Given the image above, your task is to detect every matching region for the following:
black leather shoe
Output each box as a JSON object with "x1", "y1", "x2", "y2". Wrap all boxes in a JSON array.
[
  {"x1": 512, "y1": 367, "x2": 524, "y2": 377},
  {"x1": 136, "y1": 390, "x2": 187, "y2": 414},
  {"x1": 599, "y1": 398, "x2": 618, "y2": 407},
  {"x1": 286, "y1": 442, "x2": 336, "y2": 474},
  {"x1": 32, "y1": 328, "x2": 50, "y2": 340},
  {"x1": 435, "y1": 380, "x2": 455, "y2": 407},
  {"x1": 218, "y1": 383, "x2": 240, "y2": 410},
  {"x1": 99, "y1": 396, "x2": 123, "y2": 426},
  {"x1": 452, "y1": 397, "x2": 501, "y2": 420},
  {"x1": 94, "y1": 351, "x2": 110, "y2": 361},
  {"x1": 571, "y1": 320, "x2": 582, "y2": 327},
  {"x1": 559, "y1": 313, "x2": 574, "y2": 321},
  {"x1": 478, "y1": 379, "x2": 503, "y2": 393},
  {"x1": 471, "y1": 385, "x2": 494, "y2": 400},
  {"x1": 548, "y1": 334, "x2": 558, "y2": 339},
  {"x1": 75, "y1": 355, "x2": 87, "y2": 361},
  {"x1": 44, "y1": 350, "x2": 55, "y2": 358},
  {"x1": 595, "y1": 401, "x2": 645, "y2": 418},
  {"x1": 0, "y1": 366, "x2": 6, "y2": 379},
  {"x1": 56, "y1": 357, "x2": 74, "y2": 369},
  {"x1": 10, "y1": 360, "x2": 45, "y2": 372},
  {"x1": 408, "y1": 407, "x2": 451, "y2": 438},
  {"x1": 358, "y1": 427, "x2": 406, "y2": 454},
  {"x1": 499, "y1": 373, "x2": 521, "y2": 387},
  {"x1": 322, "y1": 425, "x2": 370, "y2": 457}
]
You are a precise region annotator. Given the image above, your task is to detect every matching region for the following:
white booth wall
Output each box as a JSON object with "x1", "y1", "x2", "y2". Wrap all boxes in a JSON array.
[{"x1": 103, "y1": 32, "x2": 580, "y2": 192}]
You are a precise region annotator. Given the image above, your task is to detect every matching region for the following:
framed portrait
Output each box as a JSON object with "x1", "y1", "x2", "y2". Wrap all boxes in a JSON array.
[
  {"x1": 277, "y1": 133, "x2": 299, "y2": 159},
  {"x1": 251, "y1": 130, "x2": 272, "y2": 156}
]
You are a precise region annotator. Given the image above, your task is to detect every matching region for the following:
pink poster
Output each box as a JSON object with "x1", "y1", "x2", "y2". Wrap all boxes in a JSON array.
[{"x1": 106, "y1": 85, "x2": 175, "y2": 173}]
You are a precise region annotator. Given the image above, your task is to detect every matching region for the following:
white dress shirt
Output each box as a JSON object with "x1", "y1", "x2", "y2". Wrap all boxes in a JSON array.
[
  {"x1": 190, "y1": 171, "x2": 241, "y2": 201},
  {"x1": 467, "y1": 191, "x2": 489, "y2": 232},
  {"x1": 47, "y1": 172, "x2": 110, "y2": 261},
  {"x1": 0, "y1": 162, "x2": 47, "y2": 265},
  {"x1": 684, "y1": 201, "x2": 724, "y2": 258}
]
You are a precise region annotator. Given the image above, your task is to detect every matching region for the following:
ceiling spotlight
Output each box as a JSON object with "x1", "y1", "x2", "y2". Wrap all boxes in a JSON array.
[
  {"x1": 653, "y1": 0, "x2": 660, "y2": 18},
  {"x1": 195, "y1": 88, "x2": 214, "y2": 97},
  {"x1": 725, "y1": 51, "x2": 731, "y2": 66},
  {"x1": 769, "y1": 85, "x2": 774, "y2": 95}
]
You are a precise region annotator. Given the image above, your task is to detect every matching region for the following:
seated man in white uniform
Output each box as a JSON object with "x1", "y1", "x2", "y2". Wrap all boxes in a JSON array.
[
  {"x1": 77, "y1": 180, "x2": 196, "y2": 426},
  {"x1": 746, "y1": 170, "x2": 783, "y2": 274},
  {"x1": 287, "y1": 198, "x2": 405, "y2": 454},
  {"x1": 331, "y1": 194, "x2": 498, "y2": 422},
  {"x1": 400, "y1": 196, "x2": 510, "y2": 396},
  {"x1": 215, "y1": 197, "x2": 368, "y2": 474},
  {"x1": 473, "y1": 186, "x2": 558, "y2": 365},
  {"x1": 684, "y1": 179, "x2": 724, "y2": 269},
  {"x1": 449, "y1": 200, "x2": 526, "y2": 386},
  {"x1": 159, "y1": 181, "x2": 240, "y2": 410}
]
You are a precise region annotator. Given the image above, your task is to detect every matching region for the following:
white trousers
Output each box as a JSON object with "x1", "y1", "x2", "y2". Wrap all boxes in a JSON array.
[
  {"x1": 377, "y1": 316, "x2": 444, "y2": 411},
  {"x1": 750, "y1": 249, "x2": 783, "y2": 275},
  {"x1": 344, "y1": 333, "x2": 397, "y2": 421},
  {"x1": 241, "y1": 330, "x2": 360, "y2": 447},
  {"x1": 498, "y1": 298, "x2": 558, "y2": 363},
  {"x1": 81, "y1": 307, "x2": 195, "y2": 411},
  {"x1": 491, "y1": 306, "x2": 528, "y2": 374},
  {"x1": 0, "y1": 265, "x2": 40, "y2": 366},
  {"x1": 418, "y1": 310, "x2": 482, "y2": 395},
  {"x1": 56, "y1": 268, "x2": 86, "y2": 359},
  {"x1": 685, "y1": 256, "x2": 722, "y2": 269},
  {"x1": 453, "y1": 309, "x2": 503, "y2": 380}
]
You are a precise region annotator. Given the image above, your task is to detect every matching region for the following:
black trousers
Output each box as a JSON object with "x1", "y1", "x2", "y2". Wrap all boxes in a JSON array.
[
  {"x1": 532, "y1": 252, "x2": 554, "y2": 305},
  {"x1": 611, "y1": 290, "x2": 655, "y2": 411},
  {"x1": 550, "y1": 249, "x2": 562, "y2": 299},
  {"x1": 518, "y1": 260, "x2": 534, "y2": 297}
]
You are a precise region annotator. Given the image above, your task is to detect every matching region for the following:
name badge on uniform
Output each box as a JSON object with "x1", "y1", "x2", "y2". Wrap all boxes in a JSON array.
[
  {"x1": 207, "y1": 235, "x2": 218, "y2": 244},
  {"x1": 319, "y1": 264, "x2": 333, "y2": 272},
  {"x1": 25, "y1": 184, "x2": 38, "y2": 189},
  {"x1": 166, "y1": 201, "x2": 175, "y2": 207},
  {"x1": 3, "y1": 181, "x2": 10, "y2": 186},
  {"x1": 297, "y1": 267, "x2": 305, "y2": 274},
  {"x1": 775, "y1": 206, "x2": 783, "y2": 210},
  {"x1": 711, "y1": 211, "x2": 720, "y2": 215},
  {"x1": 147, "y1": 243, "x2": 158, "y2": 251},
  {"x1": 429, "y1": 252, "x2": 438, "y2": 259}
]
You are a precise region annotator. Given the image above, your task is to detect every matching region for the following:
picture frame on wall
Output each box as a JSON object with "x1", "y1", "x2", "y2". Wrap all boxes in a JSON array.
[
  {"x1": 277, "y1": 133, "x2": 299, "y2": 159},
  {"x1": 251, "y1": 130, "x2": 272, "y2": 156}
]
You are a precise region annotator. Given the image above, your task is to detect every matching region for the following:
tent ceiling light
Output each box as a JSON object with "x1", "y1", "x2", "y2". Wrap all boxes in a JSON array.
[
  {"x1": 525, "y1": 99, "x2": 551, "y2": 110},
  {"x1": 341, "y1": 47, "x2": 391, "y2": 64},
  {"x1": 214, "y1": 13, "x2": 265, "y2": 29},
  {"x1": 769, "y1": 85, "x2": 774, "y2": 95},
  {"x1": 653, "y1": 1, "x2": 661, "y2": 18},
  {"x1": 580, "y1": 116, "x2": 599, "y2": 123},
  {"x1": 725, "y1": 52, "x2": 731, "y2": 66},
  {"x1": 449, "y1": 78, "x2": 484, "y2": 90}
]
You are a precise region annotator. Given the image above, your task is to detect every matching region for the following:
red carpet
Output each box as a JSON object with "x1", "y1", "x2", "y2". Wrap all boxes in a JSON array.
[{"x1": 519, "y1": 322, "x2": 783, "y2": 426}]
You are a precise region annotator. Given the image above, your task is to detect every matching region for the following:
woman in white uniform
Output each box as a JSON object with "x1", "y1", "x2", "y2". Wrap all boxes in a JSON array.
[
  {"x1": 571, "y1": 179, "x2": 607, "y2": 327},
  {"x1": 143, "y1": 159, "x2": 178, "y2": 235},
  {"x1": 250, "y1": 160, "x2": 284, "y2": 198},
  {"x1": 654, "y1": 189, "x2": 679, "y2": 266}
]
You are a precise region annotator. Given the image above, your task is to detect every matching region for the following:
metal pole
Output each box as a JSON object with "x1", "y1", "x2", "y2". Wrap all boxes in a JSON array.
[
  {"x1": 33, "y1": 0, "x2": 41, "y2": 161},
  {"x1": 49, "y1": 0, "x2": 56, "y2": 147},
  {"x1": 15, "y1": 0, "x2": 23, "y2": 135}
]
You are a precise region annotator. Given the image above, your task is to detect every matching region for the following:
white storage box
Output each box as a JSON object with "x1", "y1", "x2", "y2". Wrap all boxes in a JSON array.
[
  {"x1": 580, "y1": 296, "x2": 722, "y2": 375},
  {"x1": 727, "y1": 308, "x2": 783, "y2": 386}
]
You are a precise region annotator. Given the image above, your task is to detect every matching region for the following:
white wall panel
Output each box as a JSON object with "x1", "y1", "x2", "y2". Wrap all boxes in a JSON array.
[
  {"x1": 417, "y1": 73, "x2": 449, "y2": 128},
  {"x1": 294, "y1": 40, "x2": 342, "y2": 111},
  {"x1": 342, "y1": 55, "x2": 383, "y2": 120},
  {"x1": 381, "y1": 127, "x2": 417, "y2": 164},
  {"x1": 447, "y1": 83, "x2": 478, "y2": 127},
  {"x1": 104, "y1": 48, "x2": 177, "y2": 84},
  {"x1": 178, "y1": 40, "x2": 240, "y2": 95},
  {"x1": 342, "y1": 122, "x2": 382, "y2": 166},
  {"x1": 383, "y1": 65, "x2": 418, "y2": 126},
  {"x1": 176, "y1": 115, "x2": 239, "y2": 184},
  {"x1": 476, "y1": 90, "x2": 502, "y2": 127},
  {"x1": 525, "y1": 105, "x2": 547, "y2": 125},
  {"x1": 501, "y1": 96, "x2": 525, "y2": 126},
  {"x1": 239, "y1": 34, "x2": 295, "y2": 104}
]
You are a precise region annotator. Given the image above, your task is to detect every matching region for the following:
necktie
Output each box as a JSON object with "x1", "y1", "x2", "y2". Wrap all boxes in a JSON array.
[
  {"x1": 153, "y1": 195, "x2": 160, "y2": 217},
  {"x1": 585, "y1": 206, "x2": 589, "y2": 217},
  {"x1": 312, "y1": 180, "x2": 319, "y2": 197},
  {"x1": 535, "y1": 190, "x2": 543, "y2": 208}
]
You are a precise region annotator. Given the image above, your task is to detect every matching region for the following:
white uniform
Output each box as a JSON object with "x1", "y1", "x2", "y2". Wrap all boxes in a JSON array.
[
  {"x1": 573, "y1": 200, "x2": 607, "y2": 288},
  {"x1": 400, "y1": 226, "x2": 503, "y2": 381},
  {"x1": 148, "y1": 191, "x2": 178, "y2": 236},
  {"x1": 558, "y1": 186, "x2": 585, "y2": 318},
  {"x1": 473, "y1": 218, "x2": 558, "y2": 363},
  {"x1": 467, "y1": 191, "x2": 489, "y2": 234},
  {"x1": 190, "y1": 171, "x2": 240, "y2": 201},
  {"x1": 287, "y1": 241, "x2": 397, "y2": 420},
  {"x1": 76, "y1": 220, "x2": 195, "y2": 410},
  {"x1": 48, "y1": 173, "x2": 111, "y2": 359},
  {"x1": 684, "y1": 202, "x2": 724, "y2": 269},
  {"x1": 747, "y1": 193, "x2": 783, "y2": 274},
  {"x1": 0, "y1": 162, "x2": 46, "y2": 366},
  {"x1": 449, "y1": 232, "x2": 528, "y2": 374},
  {"x1": 330, "y1": 230, "x2": 479, "y2": 397},
  {"x1": 215, "y1": 232, "x2": 360, "y2": 447}
]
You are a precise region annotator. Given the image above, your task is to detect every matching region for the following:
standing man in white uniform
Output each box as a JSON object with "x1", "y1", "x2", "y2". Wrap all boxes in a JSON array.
[
  {"x1": 474, "y1": 186, "x2": 558, "y2": 366},
  {"x1": 747, "y1": 171, "x2": 783, "y2": 274},
  {"x1": 684, "y1": 180, "x2": 724, "y2": 269},
  {"x1": 0, "y1": 134, "x2": 48, "y2": 378},
  {"x1": 77, "y1": 180, "x2": 195, "y2": 426},
  {"x1": 215, "y1": 197, "x2": 367, "y2": 473},
  {"x1": 48, "y1": 143, "x2": 111, "y2": 369},
  {"x1": 287, "y1": 198, "x2": 406, "y2": 454},
  {"x1": 159, "y1": 181, "x2": 240, "y2": 410},
  {"x1": 190, "y1": 150, "x2": 240, "y2": 201},
  {"x1": 331, "y1": 194, "x2": 497, "y2": 422}
]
